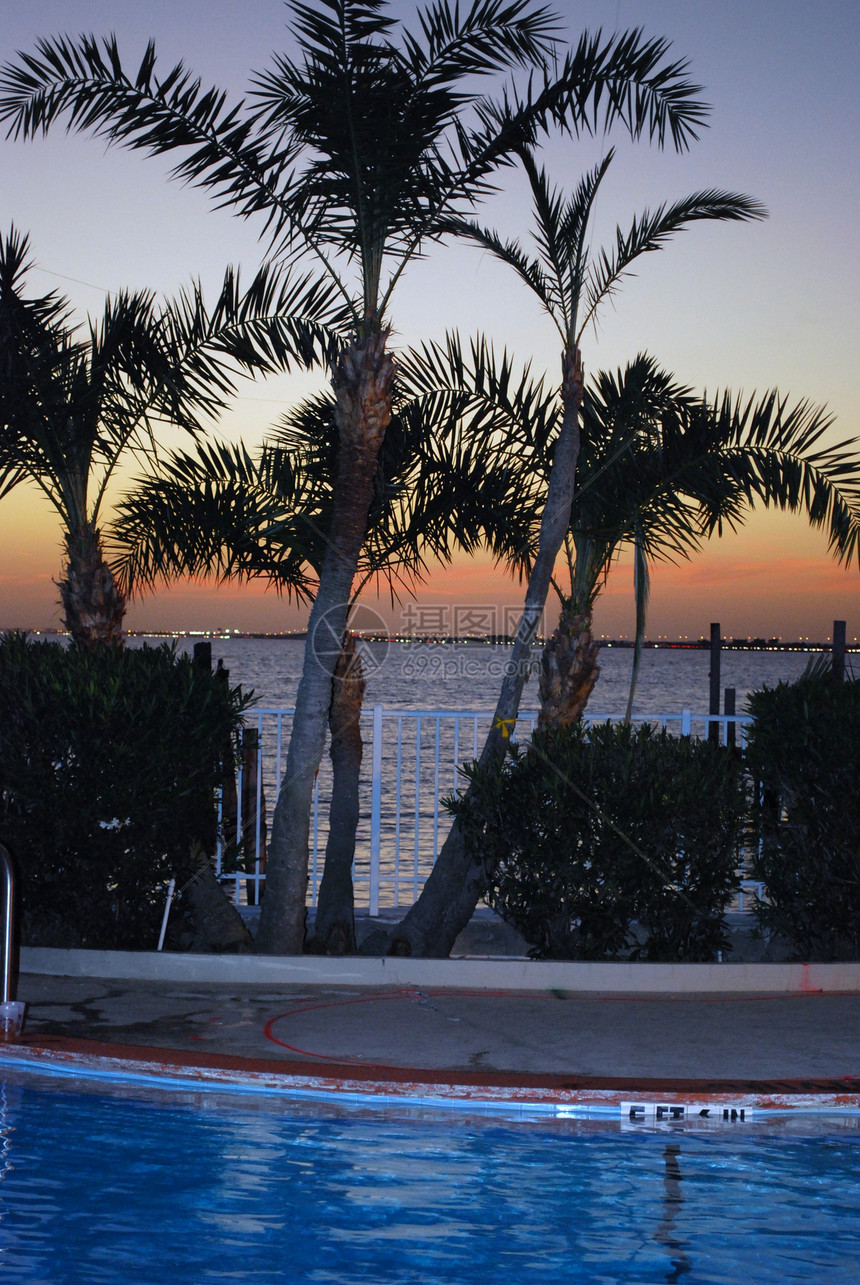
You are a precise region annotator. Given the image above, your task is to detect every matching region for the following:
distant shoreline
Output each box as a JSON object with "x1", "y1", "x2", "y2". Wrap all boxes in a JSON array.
[{"x1": 8, "y1": 628, "x2": 855, "y2": 653}]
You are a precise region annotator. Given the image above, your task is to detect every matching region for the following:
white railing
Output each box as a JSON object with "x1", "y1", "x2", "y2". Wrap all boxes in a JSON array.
[{"x1": 216, "y1": 704, "x2": 757, "y2": 914}]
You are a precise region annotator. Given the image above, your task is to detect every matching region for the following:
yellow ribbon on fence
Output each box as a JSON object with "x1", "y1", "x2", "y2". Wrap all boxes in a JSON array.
[{"x1": 493, "y1": 716, "x2": 517, "y2": 740}]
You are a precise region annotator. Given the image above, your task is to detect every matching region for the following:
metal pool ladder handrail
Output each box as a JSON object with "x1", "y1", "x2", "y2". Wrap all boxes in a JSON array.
[{"x1": 0, "y1": 843, "x2": 15, "y2": 1004}]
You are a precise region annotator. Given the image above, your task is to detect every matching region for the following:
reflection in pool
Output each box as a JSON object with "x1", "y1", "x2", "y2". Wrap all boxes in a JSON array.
[{"x1": 1, "y1": 1075, "x2": 859, "y2": 1283}]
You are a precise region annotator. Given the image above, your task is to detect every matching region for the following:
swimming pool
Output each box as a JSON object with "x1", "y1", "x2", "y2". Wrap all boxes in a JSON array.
[{"x1": 1, "y1": 1072, "x2": 859, "y2": 1284}]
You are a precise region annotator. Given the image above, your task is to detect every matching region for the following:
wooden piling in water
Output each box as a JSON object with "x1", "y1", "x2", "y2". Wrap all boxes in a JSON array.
[{"x1": 709, "y1": 623, "x2": 721, "y2": 743}]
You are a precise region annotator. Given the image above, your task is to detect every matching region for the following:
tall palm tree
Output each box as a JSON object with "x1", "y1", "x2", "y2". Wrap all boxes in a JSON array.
[
  {"x1": 384, "y1": 349, "x2": 860, "y2": 959},
  {"x1": 381, "y1": 152, "x2": 764, "y2": 955},
  {"x1": 545, "y1": 356, "x2": 860, "y2": 725},
  {"x1": 0, "y1": 228, "x2": 343, "y2": 645},
  {"x1": 455, "y1": 151, "x2": 765, "y2": 718},
  {"x1": 109, "y1": 354, "x2": 550, "y2": 950},
  {"x1": 1, "y1": 0, "x2": 709, "y2": 951}
]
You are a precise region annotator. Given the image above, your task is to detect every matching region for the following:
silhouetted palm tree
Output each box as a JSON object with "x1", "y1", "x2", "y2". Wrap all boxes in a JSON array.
[
  {"x1": 388, "y1": 152, "x2": 764, "y2": 954},
  {"x1": 109, "y1": 352, "x2": 550, "y2": 948},
  {"x1": 452, "y1": 151, "x2": 765, "y2": 721},
  {"x1": 550, "y1": 356, "x2": 860, "y2": 724},
  {"x1": 0, "y1": 227, "x2": 341, "y2": 645},
  {"x1": 0, "y1": 0, "x2": 708, "y2": 950}
]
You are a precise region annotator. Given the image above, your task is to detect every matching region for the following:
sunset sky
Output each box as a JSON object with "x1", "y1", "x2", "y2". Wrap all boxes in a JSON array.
[{"x1": 1, "y1": 0, "x2": 858, "y2": 642}]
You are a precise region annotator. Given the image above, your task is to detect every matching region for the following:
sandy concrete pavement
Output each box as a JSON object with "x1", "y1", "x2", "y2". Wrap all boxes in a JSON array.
[{"x1": 12, "y1": 972, "x2": 860, "y2": 1091}]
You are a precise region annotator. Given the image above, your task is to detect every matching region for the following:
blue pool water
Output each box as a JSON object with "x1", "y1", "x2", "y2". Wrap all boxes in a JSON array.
[{"x1": 1, "y1": 1077, "x2": 859, "y2": 1284}]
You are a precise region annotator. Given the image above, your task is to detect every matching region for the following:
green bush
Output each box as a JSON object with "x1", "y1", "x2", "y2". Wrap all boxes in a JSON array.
[
  {"x1": 448, "y1": 721, "x2": 747, "y2": 961},
  {"x1": 0, "y1": 634, "x2": 252, "y2": 949},
  {"x1": 746, "y1": 670, "x2": 860, "y2": 960}
]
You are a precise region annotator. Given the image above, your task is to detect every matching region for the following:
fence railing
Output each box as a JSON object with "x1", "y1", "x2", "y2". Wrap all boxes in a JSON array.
[{"x1": 216, "y1": 705, "x2": 758, "y2": 914}]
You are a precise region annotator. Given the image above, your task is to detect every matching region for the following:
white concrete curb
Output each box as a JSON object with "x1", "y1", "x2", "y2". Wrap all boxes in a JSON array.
[{"x1": 19, "y1": 946, "x2": 860, "y2": 993}]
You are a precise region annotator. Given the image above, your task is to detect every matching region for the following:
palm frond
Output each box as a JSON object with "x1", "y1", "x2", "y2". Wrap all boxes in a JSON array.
[
  {"x1": 468, "y1": 27, "x2": 709, "y2": 166},
  {"x1": 289, "y1": 0, "x2": 396, "y2": 55},
  {"x1": 404, "y1": 1, "x2": 560, "y2": 84},
  {"x1": 155, "y1": 259, "x2": 348, "y2": 423},
  {"x1": 688, "y1": 389, "x2": 860, "y2": 567},
  {"x1": 398, "y1": 331, "x2": 559, "y2": 462},
  {"x1": 443, "y1": 214, "x2": 558, "y2": 327},
  {"x1": 580, "y1": 189, "x2": 766, "y2": 337},
  {"x1": 565, "y1": 27, "x2": 708, "y2": 150},
  {"x1": 109, "y1": 441, "x2": 322, "y2": 599},
  {"x1": 1, "y1": 10, "x2": 710, "y2": 322},
  {"x1": 0, "y1": 34, "x2": 284, "y2": 214}
]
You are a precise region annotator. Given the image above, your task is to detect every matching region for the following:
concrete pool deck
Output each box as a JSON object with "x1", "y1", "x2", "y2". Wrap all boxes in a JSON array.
[{"x1": 3, "y1": 947, "x2": 860, "y2": 1113}]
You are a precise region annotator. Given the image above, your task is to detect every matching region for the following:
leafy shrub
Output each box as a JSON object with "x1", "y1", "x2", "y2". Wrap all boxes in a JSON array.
[
  {"x1": 0, "y1": 634, "x2": 252, "y2": 949},
  {"x1": 746, "y1": 669, "x2": 860, "y2": 960},
  {"x1": 448, "y1": 721, "x2": 747, "y2": 961}
]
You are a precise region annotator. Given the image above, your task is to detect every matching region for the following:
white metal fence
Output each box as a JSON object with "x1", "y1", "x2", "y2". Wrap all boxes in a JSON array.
[{"x1": 216, "y1": 705, "x2": 758, "y2": 914}]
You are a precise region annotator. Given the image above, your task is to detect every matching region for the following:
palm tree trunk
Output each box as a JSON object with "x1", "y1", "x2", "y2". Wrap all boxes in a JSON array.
[
  {"x1": 371, "y1": 348, "x2": 585, "y2": 957},
  {"x1": 255, "y1": 329, "x2": 394, "y2": 956},
  {"x1": 183, "y1": 844, "x2": 254, "y2": 953},
  {"x1": 538, "y1": 602, "x2": 601, "y2": 727},
  {"x1": 58, "y1": 523, "x2": 126, "y2": 648},
  {"x1": 308, "y1": 633, "x2": 366, "y2": 954}
]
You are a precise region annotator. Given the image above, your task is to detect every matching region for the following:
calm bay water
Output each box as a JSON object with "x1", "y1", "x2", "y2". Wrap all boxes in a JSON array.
[
  {"x1": 124, "y1": 637, "x2": 847, "y2": 907},
  {"x1": 137, "y1": 635, "x2": 836, "y2": 716}
]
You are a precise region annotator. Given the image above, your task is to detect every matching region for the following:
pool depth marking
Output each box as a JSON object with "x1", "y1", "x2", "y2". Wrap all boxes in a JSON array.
[{"x1": 622, "y1": 1101, "x2": 753, "y2": 1123}]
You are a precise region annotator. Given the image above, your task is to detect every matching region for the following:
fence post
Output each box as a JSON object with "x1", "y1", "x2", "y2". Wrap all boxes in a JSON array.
[
  {"x1": 369, "y1": 703, "x2": 383, "y2": 916},
  {"x1": 832, "y1": 619, "x2": 846, "y2": 681},
  {"x1": 681, "y1": 709, "x2": 692, "y2": 737},
  {"x1": 243, "y1": 727, "x2": 266, "y2": 905},
  {"x1": 724, "y1": 687, "x2": 736, "y2": 749}
]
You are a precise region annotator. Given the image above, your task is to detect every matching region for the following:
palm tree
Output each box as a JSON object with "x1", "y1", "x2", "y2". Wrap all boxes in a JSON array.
[
  {"x1": 384, "y1": 355, "x2": 860, "y2": 961},
  {"x1": 0, "y1": 227, "x2": 343, "y2": 646},
  {"x1": 543, "y1": 356, "x2": 860, "y2": 726},
  {"x1": 0, "y1": 0, "x2": 709, "y2": 951},
  {"x1": 109, "y1": 354, "x2": 549, "y2": 950},
  {"x1": 454, "y1": 151, "x2": 765, "y2": 717},
  {"x1": 381, "y1": 152, "x2": 764, "y2": 956}
]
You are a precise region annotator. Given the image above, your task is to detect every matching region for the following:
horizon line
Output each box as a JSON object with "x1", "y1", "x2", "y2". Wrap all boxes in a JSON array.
[{"x1": 5, "y1": 627, "x2": 854, "y2": 651}]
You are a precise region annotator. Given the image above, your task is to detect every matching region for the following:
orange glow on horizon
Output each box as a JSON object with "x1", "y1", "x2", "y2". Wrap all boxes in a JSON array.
[{"x1": 2, "y1": 478, "x2": 857, "y2": 640}]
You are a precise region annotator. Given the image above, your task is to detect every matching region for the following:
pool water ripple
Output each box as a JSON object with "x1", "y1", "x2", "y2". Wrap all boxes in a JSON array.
[{"x1": 1, "y1": 1078, "x2": 859, "y2": 1283}]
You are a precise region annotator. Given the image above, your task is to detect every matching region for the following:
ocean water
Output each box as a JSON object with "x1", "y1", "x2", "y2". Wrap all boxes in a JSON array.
[
  {"x1": 127, "y1": 637, "x2": 840, "y2": 912},
  {"x1": 137, "y1": 635, "x2": 835, "y2": 717}
]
